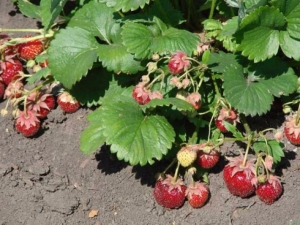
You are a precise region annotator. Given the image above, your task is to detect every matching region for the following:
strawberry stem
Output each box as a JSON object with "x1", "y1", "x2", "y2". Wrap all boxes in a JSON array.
[
  {"x1": 242, "y1": 134, "x2": 252, "y2": 167},
  {"x1": 0, "y1": 33, "x2": 54, "y2": 51},
  {"x1": 172, "y1": 161, "x2": 181, "y2": 183},
  {"x1": 239, "y1": 114, "x2": 251, "y2": 136},
  {"x1": 162, "y1": 158, "x2": 177, "y2": 174},
  {"x1": 0, "y1": 28, "x2": 43, "y2": 33},
  {"x1": 209, "y1": 0, "x2": 217, "y2": 19},
  {"x1": 295, "y1": 102, "x2": 300, "y2": 126}
]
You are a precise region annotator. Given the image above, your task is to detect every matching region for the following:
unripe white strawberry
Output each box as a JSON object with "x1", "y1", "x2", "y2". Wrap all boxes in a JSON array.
[{"x1": 177, "y1": 146, "x2": 197, "y2": 167}]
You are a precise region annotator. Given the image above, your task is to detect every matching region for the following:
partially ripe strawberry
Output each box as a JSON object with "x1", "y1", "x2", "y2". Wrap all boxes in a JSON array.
[
  {"x1": 284, "y1": 115, "x2": 300, "y2": 145},
  {"x1": 132, "y1": 85, "x2": 151, "y2": 105},
  {"x1": 17, "y1": 37, "x2": 43, "y2": 60},
  {"x1": 196, "y1": 144, "x2": 220, "y2": 169},
  {"x1": 186, "y1": 92, "x2": 201, "y2": 110},
  {"x1": 153, "y1": 174, "x2": 187, "y2": 209},
  {"x1": 185, "y1": 182, "x2": 209, "y2": 208},
  {"x1": 0, "y1": 59, "x2": 23, "y2": 85},
  {"x1": 4, "y1": 81, "x2": 24, "y2": 99},
  {"x1": 215, "y1": 107, "x2": 238, "y2": 133},
  {"x1": 168, "y1": 51, "x2": 190, "y2": 75},
  {"x1": 223, "y1": 155, "x2": 256, "y2": 198},
  {"x1": 177, "y1": 146, "x2": 197, "y2": 167},
  {"x1": 0, "y1": 34, "x2": 16, "y2": 56},
  {"x1": 255, "y1": 175, "x2": 282, "y2": 205},
  {"x1": 57, "y1": 91, "x2": 80, "y2": 113},
  {"x1": 39, "y1": 59, "x2": 49, "y2": 68},
  {"x1": 27, "y1": 92, "x2": 56, "y2": 119},
  {"x1": 15, "y1": 110, "x2": 41, "y2": 137}
]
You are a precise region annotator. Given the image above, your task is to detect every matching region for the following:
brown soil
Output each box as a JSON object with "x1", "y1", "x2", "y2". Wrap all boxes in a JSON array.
[{"x1": 1, "y1": 1, "x2": 300, "y2": 224}]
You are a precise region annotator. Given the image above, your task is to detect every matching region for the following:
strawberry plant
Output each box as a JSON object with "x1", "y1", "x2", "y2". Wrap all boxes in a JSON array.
[{"x1": 1, "y1": 0, "x2": 300, "y2": 208}]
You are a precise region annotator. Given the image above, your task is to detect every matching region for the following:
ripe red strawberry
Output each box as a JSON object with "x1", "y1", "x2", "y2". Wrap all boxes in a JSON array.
[
  {"x1": 57, "y1": 91, "x2": 80, "y2": 113},
  {"x1": 153, "y1": 174, "x2": 187, "y2": 209},
  {"x1": 132, "y1": 85, "x2": 151, "y2": 105},
  {"x1": 223, "y1": 155, "x2": 256, "y2": 198},
  {"x1": 27, "y1": 92, "x2": 56, "y2": 119},
  {"x1": 177, "y1": 146, "x2": 197, "y2": 167},
  {"x1": 0, "y1": 78, "x2": 5, "y2": 99},
  {"x1": 215, "y1": 107, "x2": 238, "y2": 133},
  {"x1": 255, "y1": 175, "x2": 282, "y2": 205},
  {"x1": 168, "y1": 51, "x2": 190, "y2": 75},
  {"x1": 17, "y1": 37, "x2": 43, "y2": 60},
  {"x1": 0, "y1": 59, "x2": 23, "y2": 85},
  {"x1": 284, "y1": 114, "x2": 300, "y2": 145},
  {"x1": 197, "y1": 149, "x2": 220, "y2": 169},
  {"x1": 15, "y1": 110, "x2": 41, "y2": 137},
  {"x1": 185, "y1": 182, "x2": 209, "y2": 208}
]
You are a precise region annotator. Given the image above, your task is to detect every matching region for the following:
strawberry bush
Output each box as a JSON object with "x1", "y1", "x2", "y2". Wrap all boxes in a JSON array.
[{"x1": 1, "y1": 0, "x2": 300, "y2": 208}]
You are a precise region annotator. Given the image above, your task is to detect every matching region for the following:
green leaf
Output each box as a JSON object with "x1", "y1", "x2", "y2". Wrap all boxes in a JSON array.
[
  {"x1": 99, "y1": 0, "x2": 151, "y2": 12},
  {"x1": 223, "y1": 121, "x2": 243, "y2": 138},
  {"x1": 17, "y1": 0, "x2": 41, "y2": 19},
  {"x1": 244, "y1": 0, "x2": 268, "y2": 12},
  {"x1": 140, "y1": 98, "x2": 196, "y2": 112},
  {"x1": 40, "y1": 0, "x2": 67, "y2": 31},
  {"x1": 98, "y1": 44, "x2": 144, "y2": 73},
  {"x1": 253, "y1": 140, "x2": 285, "y2": 164},
  {"x1": 223, "y1": 58, "x2": 298, "y2": 116},
  {"x1": 71, "y1": 67, "x2": 112, "y2": 107},
  {"x1": 279, "y1": 31, "x2": 300, "y2": 61},
  {"x1": 122, "y1": 21, "x2": 199, "y2": 58},
  {"x1": 101, "y1": 96, "x2": 175, "y2": 166},
  {"x1": 48, "y1": 27, "x2": 99, "y2": 89},
  {"x1": 207, "y1": 51, "x2": 245, "y2": 73},
  {"x1": 273, "y1": 0, "x2": 300, "y2": 38},
  {"x1": 26, "y1": 67, "x2": 51, "y2": 85},
  {"x1": 146, "y1": 0, "x2": 184, "y2": 26},
  {"x1": 68, "y1": 1, "x2": 117, "y2": 41},
  {"x1": 236, "y1": 6, "x2": 286, "y2": 62},
  {"x1": 80, "y1": 107, "x2": 106, "y2": 155}
]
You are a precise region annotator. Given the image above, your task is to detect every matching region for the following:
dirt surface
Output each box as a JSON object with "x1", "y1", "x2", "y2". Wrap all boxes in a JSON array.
[{"x1": 1, "y1": 1, "x2": 300, "y2": 225}]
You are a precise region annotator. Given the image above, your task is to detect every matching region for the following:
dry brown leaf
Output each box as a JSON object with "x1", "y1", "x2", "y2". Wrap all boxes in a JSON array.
[{"x1": 88, "y1": 209, "x2": 99, "y2": 218}]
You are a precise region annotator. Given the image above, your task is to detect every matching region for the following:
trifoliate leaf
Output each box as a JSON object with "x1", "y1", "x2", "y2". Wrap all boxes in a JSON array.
[
  {"x1": 253, "y1": 139, "x2": 285, "y2": 164},
  {"x1": 236, "y1": 6, "x2": 286, "y2": 62},
  {"x1": 140, "y1": 98, "x2": 196, "y2": 112},
  {"x1": 68, "y1": 1, "x2": 117, "y2": 41},
  {"x1": 17, "y1": 0, "x2": 41, "y2": 19},
  {"x1": 40, "y1": 0, "x2": 67, "y2": 31},
  {"x1": 122, "y1": 21, "x2": 199, "y2": 58},
  {"x1": 99, "y1": 0, "x2": 151, "y2": 12},
  {"x1": 48, "y1": 27, "x2": 99, "y2": 89},
  {"x1": 223, "y1": 58, "x2": 298, "y2": 116},
  {"x1": 101, "y1": 96, "x2": 175, "y2": 166},
  {"x1": 80, "y1": 107, "x2": 106, "y2": 155}
]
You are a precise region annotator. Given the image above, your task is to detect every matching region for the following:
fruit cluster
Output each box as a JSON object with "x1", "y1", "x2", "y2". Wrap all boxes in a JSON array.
[
  {"x1": 0, "y1": 35, "x2": 81, "y2": 137},
  {"x1": 149, "y1": 53, "x2": 287, "y2": 209}
]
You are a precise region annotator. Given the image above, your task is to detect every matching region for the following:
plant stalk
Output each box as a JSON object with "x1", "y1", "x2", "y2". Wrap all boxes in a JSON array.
[{"x1": 209, "y1": 0, "x2": 217, "y2": 19}]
